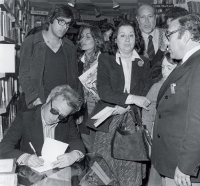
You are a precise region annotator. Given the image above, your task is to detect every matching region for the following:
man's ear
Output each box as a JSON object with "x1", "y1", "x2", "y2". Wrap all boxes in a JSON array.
[{"x1": 183, "y1": 30, "x2": 191, "y2": 43}]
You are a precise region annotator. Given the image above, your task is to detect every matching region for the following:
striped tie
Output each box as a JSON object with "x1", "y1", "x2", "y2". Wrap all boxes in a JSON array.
[{"x1": 147, "y1": 35, "x2": 155, "y2": 61}]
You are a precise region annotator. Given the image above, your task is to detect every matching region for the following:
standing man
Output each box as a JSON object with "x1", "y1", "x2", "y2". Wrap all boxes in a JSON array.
[
  {"x1": 136, "y1": 4, "x2": 166, "y2": 81},
  {"x1": 19, "y1": 4, "x2": 81, "y2": 109},
  {"x1": 152, "y1": 14, "x2": 200, "y2": 186}
]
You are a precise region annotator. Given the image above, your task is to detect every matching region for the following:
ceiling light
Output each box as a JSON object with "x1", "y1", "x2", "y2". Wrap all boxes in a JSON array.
[
  {"x1": 94, "y1": 8, "x2": 101, "y2": 17},
  {"x1": 112, "y1": 0, "x2": 120, "y2": 9},
  {"x1": 68, "y1": 0, "x2": 76, "y2": 7}
]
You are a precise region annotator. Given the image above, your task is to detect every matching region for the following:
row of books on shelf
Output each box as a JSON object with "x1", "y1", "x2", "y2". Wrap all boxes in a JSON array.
[
  {"x1": 0, "y1": 0, "x2": 31, "y2": 19},
  {"x1": 187, "y1": 1, "x2": 200, "y2": 14}
]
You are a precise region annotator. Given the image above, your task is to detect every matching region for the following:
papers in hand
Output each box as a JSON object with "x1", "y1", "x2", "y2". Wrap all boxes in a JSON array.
[
  {"x1": 31, "y1": 138, "x2": 69, "y2": 173},
  {"x1": 79, "y1": 63, "x2": 98, "y2": 95},
  {"x1": 92, "y1": 107, "x2": 116, "y2": 127}
]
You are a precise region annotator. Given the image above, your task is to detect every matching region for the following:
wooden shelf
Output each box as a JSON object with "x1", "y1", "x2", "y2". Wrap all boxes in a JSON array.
[{"x1": 0, "y1": 36, "x2": 16, "y2": 44}]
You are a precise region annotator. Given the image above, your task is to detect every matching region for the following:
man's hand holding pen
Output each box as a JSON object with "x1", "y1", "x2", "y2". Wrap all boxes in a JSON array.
[
  {"x1": 24, "y1": 142, "x2": 44, "y2": 167},
  {"x1": 24, "y1": 154, "x2": 44, "y2": 168}
]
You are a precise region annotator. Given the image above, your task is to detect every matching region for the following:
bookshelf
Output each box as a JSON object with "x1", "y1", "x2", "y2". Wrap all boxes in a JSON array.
[{"x1": 0, "y1": 0, "x2": 31, "y2": 141}]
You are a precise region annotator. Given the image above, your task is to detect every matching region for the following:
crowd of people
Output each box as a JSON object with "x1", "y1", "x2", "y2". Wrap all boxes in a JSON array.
[{"x1": 1, "y1": 2, "x2": 200, "y2": 186}]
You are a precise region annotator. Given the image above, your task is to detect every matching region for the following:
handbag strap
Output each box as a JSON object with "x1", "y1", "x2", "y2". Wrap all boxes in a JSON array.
[
  {"x1": 118, "y1": 112, "x2": 128, "y2": 128},
  {"x1": 130, "y1": 107, "x2": 143, "y2": 128}
]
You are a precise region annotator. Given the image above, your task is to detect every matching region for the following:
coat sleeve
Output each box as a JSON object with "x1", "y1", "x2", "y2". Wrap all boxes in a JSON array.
[
  {"x1": 0, "y1": 112, "x2": 25, "y2": 159},
  {"x1": 178, "y1": 63, "x2": 200, "y2": 176},
  {"x1": 19, "y1": 35, "x2": 39, "y2": 107},
  {"x1": 97, "y1": 53, "x2": 129, "y2": 107}
]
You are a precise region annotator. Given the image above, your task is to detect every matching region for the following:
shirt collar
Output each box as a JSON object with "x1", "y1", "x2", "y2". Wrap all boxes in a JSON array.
[
  {"x1": 115, "y1": 50, "x2": 143, "y2": 65},
  {"x1": 182, "y1": 45, "x2": 200, "y2": 63}
]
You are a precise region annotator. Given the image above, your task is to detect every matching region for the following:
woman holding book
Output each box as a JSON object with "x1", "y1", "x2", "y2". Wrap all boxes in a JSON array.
[
  {"x1": 91, "y1": 20, "x2": 153, "y2": 186},
  {"x1": 76, "y1": 25, "x2": 105, "y2": 153}
]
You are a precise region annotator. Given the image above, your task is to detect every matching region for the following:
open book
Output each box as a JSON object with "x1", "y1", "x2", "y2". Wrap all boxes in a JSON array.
[
  {"x1": 31, "y1": 138, "x2": 69, "y2": 173},
  {"x1": 79, "y1": 63, "x2": 98, "y2": 95},
  {"x1": 92, "y1": 106, "x2": 116, "y2": 127}
]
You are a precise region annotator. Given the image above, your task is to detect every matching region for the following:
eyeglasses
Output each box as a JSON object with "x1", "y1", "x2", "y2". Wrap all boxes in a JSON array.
[
  {"x1": 165, "y1": 29, "x2": 181, "y2": 41},
  {"x1": 56, "y1": 18, "x2": 72, "y2": 28},
  {"x1": 50, "y1": 100, "x2": 67, "y2": 121}
]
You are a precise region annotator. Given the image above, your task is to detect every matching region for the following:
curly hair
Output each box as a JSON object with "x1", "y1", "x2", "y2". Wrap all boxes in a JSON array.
[
  {"x1": 76, "y1": 25, "x2": 105, "y2": 57},
  {"x1": 177, "y1": 14, "x2": 200, "y2": 42},
  {"x1": 111, "y1": 20, "x2": 145, "y2": 55}
]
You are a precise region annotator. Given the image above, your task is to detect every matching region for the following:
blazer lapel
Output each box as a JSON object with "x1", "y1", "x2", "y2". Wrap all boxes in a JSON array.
[
  {"x1": 130, "y1": 58, "x2": 144, "y2": 91},
  {"x1": 157, "y1": 61, "x2": 191, "y2": 105}
]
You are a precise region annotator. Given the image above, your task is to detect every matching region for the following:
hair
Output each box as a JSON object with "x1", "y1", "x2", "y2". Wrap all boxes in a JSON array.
[
  {"x1": 176, "y1": 14, "x2": 200, "y2": 42},
  {"x1": 100, "y1": 23, "x2": 115, "y2": 35},
  {"x1": 164, "y1": 7, "x2": 189, "y2": 22},
  {"x1": 76, "y1": 25, "x2": 105, "y2": 56},
  {"x1": 48, "y1": 85, "x2": 83, "y2": 113},
  {"x1": 136, "y1": 4, "x2": 156, "y2": 17},
  {"x1": 111, "y1": 19, "x2": 145, "y2": 55},
  {"x1": 43, "y1": 4, "x2": 74, "y2": 30}
]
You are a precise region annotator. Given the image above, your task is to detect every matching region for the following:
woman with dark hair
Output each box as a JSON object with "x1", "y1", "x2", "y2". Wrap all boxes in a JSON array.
[
  {"x1": 76, "y1": 25, "x2": 105, "y2": 153},
  {"x1": 91, "y1": 20, "x2": 153, "y2": 185}
]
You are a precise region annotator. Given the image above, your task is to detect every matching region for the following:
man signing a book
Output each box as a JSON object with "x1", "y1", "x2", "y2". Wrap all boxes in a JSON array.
[{"x1": 0, "y1": 85, "x2": 85, "y2": 168}]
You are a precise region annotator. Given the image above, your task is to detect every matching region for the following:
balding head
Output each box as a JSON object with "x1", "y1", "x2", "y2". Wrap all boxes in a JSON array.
[{"x1": 136, "y1": 4, "x2": 156, "y2": 34}]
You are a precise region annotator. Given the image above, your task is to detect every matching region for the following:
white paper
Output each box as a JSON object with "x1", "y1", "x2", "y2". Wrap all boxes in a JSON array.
[
  {"x1": 79, "y1": 63, "x2": 98, "y2": 95},
  {"x1": 0, "y1": 159, "x2": 14, "y2": 173},
  {"x1": 31, "y1": 138, "x2": 69, "y2": 173},
  {"x1": 0, "y1": 174, "x2": 17, "y2": 186},
  {"x1": 92, "y1": 107, "x2": 116, "y2": 127}
]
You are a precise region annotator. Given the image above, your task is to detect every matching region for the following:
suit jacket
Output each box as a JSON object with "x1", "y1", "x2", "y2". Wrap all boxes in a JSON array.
[
  {"x1": 151, "y1": 49, "x2": 200, "y2": 182},
  {"x1": 0, "y1": 105, "x2": 85, "y2": 159},
  {"x1": 86, "y1": 53, "x2": 153, "y2": 132}
]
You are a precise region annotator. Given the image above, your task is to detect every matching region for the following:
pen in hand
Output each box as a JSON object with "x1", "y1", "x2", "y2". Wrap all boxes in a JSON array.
[{"x1": 29, "y1": 142, "x2": 37, "y2": 155}]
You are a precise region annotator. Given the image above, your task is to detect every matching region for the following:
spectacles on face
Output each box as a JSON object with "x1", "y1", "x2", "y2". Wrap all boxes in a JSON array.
[
  {"x1": 56, "y1": 18, "x2": 72, "y2": 28},
  {"x1": 165, "y1": 29, "x2": 181, "y2": 41},
  {"x1": 50, "y1": 100, "x2": 67, "y2": 121}
]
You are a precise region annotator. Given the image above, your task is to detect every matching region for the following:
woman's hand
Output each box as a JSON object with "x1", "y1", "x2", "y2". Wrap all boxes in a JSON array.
[
  {"x1": 129, "y1": 95, "x2": 151, "y2": 110},
  {"x1": 113, "y1": 105, "x2": 130, "y2": 115}
]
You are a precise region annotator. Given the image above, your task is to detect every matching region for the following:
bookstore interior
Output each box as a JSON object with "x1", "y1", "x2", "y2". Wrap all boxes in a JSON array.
[{"x1": 0, "y1": 0, "x2": 199, "y2": 185}]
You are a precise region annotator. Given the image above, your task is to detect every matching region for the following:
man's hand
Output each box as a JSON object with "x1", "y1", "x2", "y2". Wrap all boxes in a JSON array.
[
  {"x1": 174, "y1": 167, "x2": 191, "y2": 186},
  {"x1": 33, "y1": 98, "x2": 42, "y2": 106},
  {"x1": 52, "y1": 151, "x2": 80, "y2": 169},
  {"x1": 24, "y1": 155, "x2": 44, "y2": 167}
]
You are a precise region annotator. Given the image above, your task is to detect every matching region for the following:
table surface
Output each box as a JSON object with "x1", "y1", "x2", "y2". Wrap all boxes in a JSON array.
[{"x1": 17, "y1": 162, "x2": 85, "y2": 186}]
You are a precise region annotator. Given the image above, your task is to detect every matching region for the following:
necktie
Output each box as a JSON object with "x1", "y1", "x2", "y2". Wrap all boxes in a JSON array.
[{"x1": 147, "y1": 35, "x2": 155, "y2": 61}]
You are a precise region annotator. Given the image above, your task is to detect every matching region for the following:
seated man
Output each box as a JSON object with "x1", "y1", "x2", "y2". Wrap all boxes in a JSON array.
[{"x1": 0, "y1": 85, "x2": 85, "y2": 169}]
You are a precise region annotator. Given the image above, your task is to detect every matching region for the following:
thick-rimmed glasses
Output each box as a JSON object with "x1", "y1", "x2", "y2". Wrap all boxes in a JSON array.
[
  {"x1": 165, "y1": 29, "x2": 181, "y2": 41},
  {"x1": 56, "y1": 18, "x2": 72, "y2": 28},
  {"x1": 50, "y1": 100, "x2": 67, "y2": 121}
]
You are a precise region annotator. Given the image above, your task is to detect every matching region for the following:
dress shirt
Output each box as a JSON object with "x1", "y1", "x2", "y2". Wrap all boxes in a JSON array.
[
  {"x1": 182, "y1": 45, "x2": 200, "y2": 64},
  {"x1": 142, "y1": 28, "x2": 159, "y2": 53}
]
